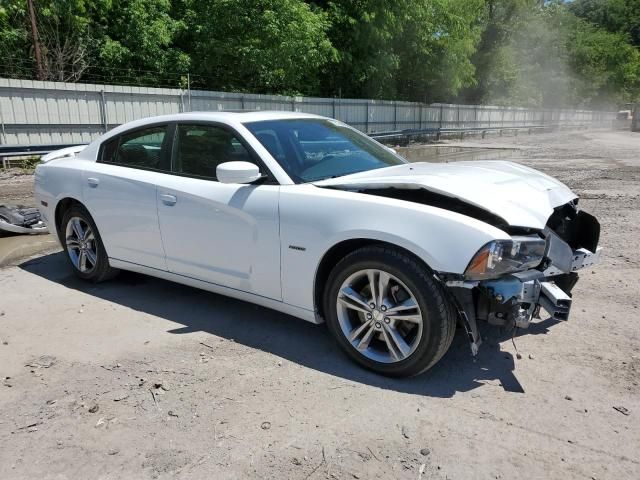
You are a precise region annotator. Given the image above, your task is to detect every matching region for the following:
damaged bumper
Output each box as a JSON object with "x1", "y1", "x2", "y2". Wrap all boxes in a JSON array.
[
  {"x1": 0, "y1": 205, "x2": 49, "y2": 235},
  {"x1": 443, "y1": 206, "x2": 602, "y2": 355}
]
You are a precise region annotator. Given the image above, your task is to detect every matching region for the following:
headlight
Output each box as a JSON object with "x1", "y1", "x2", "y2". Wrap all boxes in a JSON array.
[{"x1": 464, "y1": 237, "x2": 546, "y2": 280}]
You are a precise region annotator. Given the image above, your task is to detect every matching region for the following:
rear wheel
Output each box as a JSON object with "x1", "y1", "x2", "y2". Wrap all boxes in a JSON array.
[
  {"x1": 61, "y1": 205, "x2": 118, "y2": 282},
  {"x1": 323, "y1": 246, "x2": 456, "y2": 377}
]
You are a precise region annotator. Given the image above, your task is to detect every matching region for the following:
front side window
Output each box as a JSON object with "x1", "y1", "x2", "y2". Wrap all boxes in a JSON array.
[
  {"x1": 172, "y1": 124, "x2": 252, "y2": 179},
  {"x1": 101, "y1": 125, "x2": 168, "y2": 170},
  {"x1": 244, "y1": 119, "x2": 405, "y2": 183}
]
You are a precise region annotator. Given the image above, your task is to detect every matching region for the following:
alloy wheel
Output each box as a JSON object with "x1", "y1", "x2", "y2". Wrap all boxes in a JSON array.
[
  {"x1": 336, "y1": 268, "x2": 424, "y2": 363},
  {"x1": 65, "y1": 216, "x2": 98, "y2": 273}
]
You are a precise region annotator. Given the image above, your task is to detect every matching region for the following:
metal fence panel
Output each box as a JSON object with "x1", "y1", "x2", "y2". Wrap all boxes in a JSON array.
[{"x1": 0, "y1": 77, "x2": 616, "y2": 146}]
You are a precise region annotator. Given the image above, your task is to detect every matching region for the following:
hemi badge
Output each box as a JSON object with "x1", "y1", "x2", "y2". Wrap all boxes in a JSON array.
[
  {"x1": 289, "y1": 245, "x2": 306, "y2": 251},
  {"x1": 40, "y1": 200, "x2": 48, "y2": 207}
]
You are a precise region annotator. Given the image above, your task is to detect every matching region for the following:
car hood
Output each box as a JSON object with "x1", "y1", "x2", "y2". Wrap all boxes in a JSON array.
[{"x1": 312, "y1": 161, "x2": 577, "y2": 229}]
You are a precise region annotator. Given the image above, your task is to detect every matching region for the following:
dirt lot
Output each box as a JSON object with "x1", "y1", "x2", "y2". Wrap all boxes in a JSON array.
[{"x1": 1, "y1": 130, "x2": 639, "y2": 479}]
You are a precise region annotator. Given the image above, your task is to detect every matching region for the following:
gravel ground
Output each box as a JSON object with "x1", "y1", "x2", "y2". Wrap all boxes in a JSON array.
[
  {"x1": 0, "y1": 129, "x2": 639, "y2": 479},
  {"x1": 0, "y1": 168, "x2": 35, "y2": 205}
]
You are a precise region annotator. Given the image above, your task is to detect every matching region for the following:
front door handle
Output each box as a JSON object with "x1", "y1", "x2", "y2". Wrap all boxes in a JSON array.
[
  {"x1": 160, "y1": 194, "x2": 177, "y2": 206},
  {"x1": 87, "y1": 177, "x2": 100, "y2": 188}
]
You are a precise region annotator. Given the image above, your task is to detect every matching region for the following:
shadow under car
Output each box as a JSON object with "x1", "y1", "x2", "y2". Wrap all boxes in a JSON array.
[{"x1": 16, "y1": 251, "x2": 548, "y2": 397}]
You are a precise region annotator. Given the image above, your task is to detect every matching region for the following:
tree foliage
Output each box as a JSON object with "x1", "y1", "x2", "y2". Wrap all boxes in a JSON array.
[
  {"x1": 466, "y1": 0, "x2": 640, "y2": 107},
  {"x1": 319, "y1": 0, "x2": 483, "y2": 102},
  {"x1": 183, "y1": 0, "x2": 335, "y2": 94},
  {"x1": 1, "y1": 0, "x2": 639, "y2": 107}
]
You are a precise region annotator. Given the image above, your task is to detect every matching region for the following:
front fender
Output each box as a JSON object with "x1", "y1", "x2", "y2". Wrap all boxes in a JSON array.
[{"x1": 279, "y1": 185, "x2": 509, "y2": 311}]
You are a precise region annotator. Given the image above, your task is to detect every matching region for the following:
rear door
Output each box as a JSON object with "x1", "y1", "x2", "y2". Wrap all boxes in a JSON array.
[
  {"x1": 82, "y1": 124, "x2": 172, "y2": 271},
  {"x1": 155, "y1": 122, "x2": 282, "y2": 300}
]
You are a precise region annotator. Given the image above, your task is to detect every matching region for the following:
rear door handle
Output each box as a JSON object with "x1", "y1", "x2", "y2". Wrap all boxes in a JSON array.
[
  {"x1": 87, "y1": 177, "x2": 100, "y2": 187},
  {"x1": 160, "y1": 194, "x2": 177, "y2": 206}
]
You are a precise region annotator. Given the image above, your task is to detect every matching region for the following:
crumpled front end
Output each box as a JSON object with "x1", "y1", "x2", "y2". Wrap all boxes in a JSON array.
[{"x1": 442, "y1": 201, "x2": 602, "y2": 354}]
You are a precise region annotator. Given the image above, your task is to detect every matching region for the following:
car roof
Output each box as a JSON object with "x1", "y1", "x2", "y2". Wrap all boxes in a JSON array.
[
  {"x1": 139, "y1": 110, "x2": 324, "y2": 124},
  {"x1": 78, "y1": 110, "x2": 332, "y2": 165},
  {"x1": 97, "y1": 111, "x2": 327, "y2": 141}
]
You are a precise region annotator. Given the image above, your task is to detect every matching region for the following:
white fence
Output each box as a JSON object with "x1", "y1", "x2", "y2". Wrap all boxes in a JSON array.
[{"x1": 0, "y1": 78, "x2": 616, "y2": 146}]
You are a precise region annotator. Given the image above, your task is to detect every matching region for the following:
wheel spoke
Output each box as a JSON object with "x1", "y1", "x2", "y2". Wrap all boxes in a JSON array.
[
  {"x1": 356, "y1": 323, "x2": 376, "y2": 351},
  {"x1": 71, "y1": 218, "x2": 84, "y2": 240},
  {"x1": 84, "y1": 229, "x2": 95, "y2": 243},
  {"x1": 387, "y1": 313, "x2": 423, "y2": 324},
  {"x1": 377, "y1": 271, "x2": 390, "y2": 306},
  {"x1": 66, "y1": 237, "x2": 80, "y2": 249},
  {"x1": 85, "y1": 248, "x2": 97, "y2": 266},
  {"x1": 349, "y1": 319, "x2": 373, "y2": 341},
  {"x1": 382, "y1": 324, "x2": 411, "y2": 360},
  {"x1": 380, "y1": 328, "x2": 399, "y2": 361},
  {"x1": 78, "y1": 250, "x2": 87, "y2": 271},
  {"x1": 367, "y1": 270, "x2": 378, "y2": 306},
  {"x1": 385, "y1": 298, "x2": 418, "y2": 314},
  {"x1": 339, "y1": 287, "x2": 371, "y2": 313}
]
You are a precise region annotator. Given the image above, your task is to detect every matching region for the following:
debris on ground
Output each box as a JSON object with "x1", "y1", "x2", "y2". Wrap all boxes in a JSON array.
[
  {"x1": 0, "y1": 204, "x2": 48, "y2": 234},
  {"x1": 12, "y1": 422, "x2": 42, "y2": 434},
  {"x1": 25, "y1": 355, "x2": 57, "y2": 369},
  {"x1": 153, "y1": 380, "x2": 170, "y2": 392},
  {"x1": 613, "y1": 406, "x2": 630, "y2": 416},
  {"x1": 113, "y1": 392, "x2": 129, "y2": 402},
  {"x1": 260, "y1": 421, "x2": 271, "y2": 430}
]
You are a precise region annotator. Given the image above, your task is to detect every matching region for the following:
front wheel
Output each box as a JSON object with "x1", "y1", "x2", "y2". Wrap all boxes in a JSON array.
[
  {"x1": 61, "y1": 205, "x2": 118, "y2": 282},
  {"x1": 323, "y1": 246, "x2": 456, "y2": 377}
]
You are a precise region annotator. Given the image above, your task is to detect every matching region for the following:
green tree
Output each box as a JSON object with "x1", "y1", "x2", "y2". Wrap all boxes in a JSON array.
[
  {"x1": 319, "y1": 0, "x2": 483, "y2": 101},
  {"x1": 89, "y1": 0, "x2": 190, "y2": 86},
  {"x1": 0, "y1": 1, "x2": 29, "y2": 78},
  {"x1": 182, "y1": 0, "x2": 335, "y2": 95},
  {"x1": 464, "y1": 1, "x2": 540, "y2": 104},
  {"x1": 569, "y1": 0, "x2": 640, "y2": 46},
  {"x1": 464, "y1": 0, "x2": 640, "y2": 107}
]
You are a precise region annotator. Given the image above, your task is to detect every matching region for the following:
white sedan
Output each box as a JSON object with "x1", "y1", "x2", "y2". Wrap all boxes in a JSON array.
[{"x1": 35, "y1": 112, "x2": 601, "y2": 376}]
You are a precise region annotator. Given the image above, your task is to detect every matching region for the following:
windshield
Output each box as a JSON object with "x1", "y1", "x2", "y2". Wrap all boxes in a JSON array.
[{"x1": 243, "y1": 118, "x2": 406, "y2": 183}]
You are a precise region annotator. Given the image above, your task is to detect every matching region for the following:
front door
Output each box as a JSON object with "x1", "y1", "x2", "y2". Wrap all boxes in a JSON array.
[{"x1": 155, "y1": 123, "x2": 281, "y2": 300}]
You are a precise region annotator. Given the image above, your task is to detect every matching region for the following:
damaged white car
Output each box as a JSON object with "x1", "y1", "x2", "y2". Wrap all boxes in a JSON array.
[{"x1": 34, "y1": 112, "x2": 601, "y2": 377}]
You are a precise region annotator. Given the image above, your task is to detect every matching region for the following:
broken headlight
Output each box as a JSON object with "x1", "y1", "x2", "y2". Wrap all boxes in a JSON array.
[{"x1": 464, "y1": 237, "x2": 546, "y2": 280}]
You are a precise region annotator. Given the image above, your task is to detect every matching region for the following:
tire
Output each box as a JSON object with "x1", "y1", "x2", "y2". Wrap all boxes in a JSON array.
[
  {"x1": 60, "y1": 204, "x2": 118, "y2": 282},
  {"x1": 323, "y1": 245, "x2": 456, "y2": 377}
]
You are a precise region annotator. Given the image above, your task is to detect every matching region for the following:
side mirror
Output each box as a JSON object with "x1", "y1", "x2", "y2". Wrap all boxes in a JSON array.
[{"x1": 216, "y1": 161, "x2": 262, "y2": 184}]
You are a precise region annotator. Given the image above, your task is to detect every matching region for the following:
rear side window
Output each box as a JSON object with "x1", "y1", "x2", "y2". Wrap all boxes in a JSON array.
[
  {"x1": 100, "y1": 125, "x2": 169, "y2": 170},
  {"x1": 172, "y1": 124, "x2": 252, "y2": 179}
]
